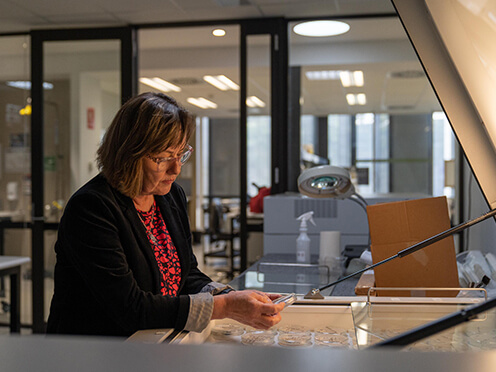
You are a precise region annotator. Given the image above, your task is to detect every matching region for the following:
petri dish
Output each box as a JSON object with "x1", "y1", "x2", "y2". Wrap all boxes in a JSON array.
[
  {"x1": 211, "y1": 323, "x2": 245, "y2": 337},
  {"x1": 314, "y1": 333, "x2": 349, "y2": 348},
  {"x1": 277, "y1": 325, "x2": 311, "y2": 334},
  {"x1": 315, "y1": 326, "x2": 348, "y2": 336},
  {"x1": 278, "y1": 332, "x2": 312, "y2": 347},
  {"x1": 467, "y1": 333, "x2": 496, "y2": 351},
  {"x1": 241, "y1": 330, "x2": 276, "y2": 346}
]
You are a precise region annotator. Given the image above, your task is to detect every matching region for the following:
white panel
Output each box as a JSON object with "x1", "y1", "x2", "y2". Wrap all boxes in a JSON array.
[
  {"x1": 392, "y1": 0, "x2": 496, "y2": 208},
  {"x1": 425, "y1": 0, "x2": 496, "y2": 155}
]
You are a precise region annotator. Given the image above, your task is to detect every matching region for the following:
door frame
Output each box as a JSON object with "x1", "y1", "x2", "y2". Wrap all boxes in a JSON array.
[
  {"x1": 30, "y1": 26, "x2": 136, "y2": 333},
  {"x1": 239, "y1": 18, "x2": 288, "y2": 271}
]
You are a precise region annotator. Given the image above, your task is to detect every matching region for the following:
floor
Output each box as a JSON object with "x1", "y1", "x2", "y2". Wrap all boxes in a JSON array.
[{"x1": 0, "y1": 241, "x2": 237, "y2": 335}]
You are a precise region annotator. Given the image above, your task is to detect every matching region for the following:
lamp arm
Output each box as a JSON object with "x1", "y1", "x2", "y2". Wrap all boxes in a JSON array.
[
  {"x1": 349, "y1": 194, "x2": 368, "y2": 213},
  {"x1": 352, "y1": 192, "x2": 368, "y2": 207}
]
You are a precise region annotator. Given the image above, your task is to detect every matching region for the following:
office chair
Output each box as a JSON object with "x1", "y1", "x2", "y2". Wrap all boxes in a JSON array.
[{"x1": 203, "y1": 199, "x2": 239, "y2": 277}]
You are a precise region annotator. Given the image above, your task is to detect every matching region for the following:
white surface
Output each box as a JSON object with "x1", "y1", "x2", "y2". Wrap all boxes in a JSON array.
[{"x1": 392, "y1": 0, "x2": 496, "y2": 208}]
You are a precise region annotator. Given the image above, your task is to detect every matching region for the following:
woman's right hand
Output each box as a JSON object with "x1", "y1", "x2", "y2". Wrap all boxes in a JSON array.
[{"x1": 212, "y1": 290, "x2": 285, "y2": 329}]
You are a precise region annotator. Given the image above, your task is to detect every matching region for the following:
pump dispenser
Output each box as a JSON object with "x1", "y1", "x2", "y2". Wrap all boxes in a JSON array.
[{"x1": 296, "y1": 211, "x2": 316, "y2": 263}]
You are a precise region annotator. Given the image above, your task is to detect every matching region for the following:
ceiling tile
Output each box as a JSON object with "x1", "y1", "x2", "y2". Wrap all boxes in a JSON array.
[{"x1": 11, "y1": 0, "x2": 106, "y2": 17}]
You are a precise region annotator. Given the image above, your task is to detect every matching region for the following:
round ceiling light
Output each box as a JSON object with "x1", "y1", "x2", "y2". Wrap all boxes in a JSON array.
[
  {"x1": 212, "y1": 28, "x2": 226, "y2": 37},
  {"x1": 293, "y1": 20, "x2": 350, "y2": 37}
]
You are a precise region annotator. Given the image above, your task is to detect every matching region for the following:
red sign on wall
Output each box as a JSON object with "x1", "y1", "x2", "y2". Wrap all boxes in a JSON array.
[{"x1": 87, "y1": 107, "x2": 95, "y2": 129}]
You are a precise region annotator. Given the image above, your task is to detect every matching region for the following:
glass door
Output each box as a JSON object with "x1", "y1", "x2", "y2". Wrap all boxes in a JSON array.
[
  {"x1": 30, "y1": 27, "x2": 135, "y2": 333},
  {"x1": 240, "y1": 19, "x2": 287, "y2": 271}
]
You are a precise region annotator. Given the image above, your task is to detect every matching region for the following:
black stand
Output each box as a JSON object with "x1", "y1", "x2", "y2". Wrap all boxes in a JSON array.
[{"x1": 371, "y1": 296, "x2": 496, "y2": 348}]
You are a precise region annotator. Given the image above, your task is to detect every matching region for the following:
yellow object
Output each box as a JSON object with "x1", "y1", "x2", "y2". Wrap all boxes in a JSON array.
[{"x1": 19, "y1": 104, "x2": 32, "y2": 116}]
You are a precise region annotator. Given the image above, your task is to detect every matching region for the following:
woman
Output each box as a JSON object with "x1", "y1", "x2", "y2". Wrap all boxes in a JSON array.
[{"x1": 47, "y1": 92, "x2": 284, "y2": 337}]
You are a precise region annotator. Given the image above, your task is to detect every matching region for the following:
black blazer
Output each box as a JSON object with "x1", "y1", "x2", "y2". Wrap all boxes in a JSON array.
[{"x1": 46, "y1": 174, "x2": 212, "y2": 337}]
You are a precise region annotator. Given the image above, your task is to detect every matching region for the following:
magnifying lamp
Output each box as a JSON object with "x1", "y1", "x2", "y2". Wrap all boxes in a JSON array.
[
  {"x1": 298, "y1": 165, "x2": 355, "y2": 199},
  {"x1": 297, "y1": 165, "x2": 368, "y2": 299},
  {"x1": 298, "y1": 165, "x2": 367, "y2": 211}
]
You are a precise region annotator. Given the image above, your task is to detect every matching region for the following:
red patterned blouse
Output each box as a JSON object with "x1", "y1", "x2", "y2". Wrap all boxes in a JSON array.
[{"x1": 137, "y1": 201, "x2": 181, "y2": 296}]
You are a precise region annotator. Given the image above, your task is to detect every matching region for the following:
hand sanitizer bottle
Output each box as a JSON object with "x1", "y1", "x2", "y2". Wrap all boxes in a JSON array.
[{"x1": 296, "y1": 211, "x2": 316, "y2": 264}]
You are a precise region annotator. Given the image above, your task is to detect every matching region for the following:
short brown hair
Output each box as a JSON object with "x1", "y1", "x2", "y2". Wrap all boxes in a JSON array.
[{"x1": 96, "y1": 92, "x2": 195, "y2": 198}]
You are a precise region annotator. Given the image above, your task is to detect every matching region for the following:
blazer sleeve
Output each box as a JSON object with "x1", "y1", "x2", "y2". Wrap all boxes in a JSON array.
[{"x1": 57, "y1": 189, "x2": 191, "y2": 333}]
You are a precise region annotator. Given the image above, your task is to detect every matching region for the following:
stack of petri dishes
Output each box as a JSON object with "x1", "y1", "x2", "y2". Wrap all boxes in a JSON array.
[
  {"x1": 210, "y1": 323, "x2": 245, "y2": 343},
  {"x1": 314, "y1": 326, "x2": 350, "y2": 348},
  {"x1": 277, "y1": 325, "x2": 312, "y2": 347},
  {"x1": 241, "y1": 329, "x2": 277, "y2": 346}
]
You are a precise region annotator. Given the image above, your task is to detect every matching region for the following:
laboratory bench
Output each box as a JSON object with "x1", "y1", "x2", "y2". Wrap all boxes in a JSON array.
[
  {"x1": 0, "y1": 255, "x2": 30, "y2": 333},
  {"x1": 2, "y1": 252, "x2": 496, "y2": 372},
  {"x1": 4, "y1": 334, "x2": 496, "y2": 372},
  {"x1": 129, "y1": 253, "x2": 495, "y2": 353}
]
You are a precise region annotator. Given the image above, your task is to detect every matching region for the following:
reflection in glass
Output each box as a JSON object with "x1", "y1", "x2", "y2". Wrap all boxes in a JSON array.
[{"x1": 42, "y1": 39, "x2": 121, "y2": 323}]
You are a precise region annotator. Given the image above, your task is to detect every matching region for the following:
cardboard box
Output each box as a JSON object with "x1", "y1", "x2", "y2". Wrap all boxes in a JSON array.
[
  {"x1": 367, "y1": 196, "x2": 459, "y2": 297},
  {"x1": 355, "y1": 271, "x2": 376, "y2": 296}
]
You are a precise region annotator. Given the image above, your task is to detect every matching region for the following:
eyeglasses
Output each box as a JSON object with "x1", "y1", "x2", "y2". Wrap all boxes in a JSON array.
[{"x1": 147, "y1": 144, "x2": 194, "y2": 171}]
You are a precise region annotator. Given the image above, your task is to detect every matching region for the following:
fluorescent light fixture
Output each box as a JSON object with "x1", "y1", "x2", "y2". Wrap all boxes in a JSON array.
[
  {"x1": 346, "y1": 94, "x2": 356, "y2": 106},
  {"x1": 246, "y1": 96, "x2": 266, "y2": 108},
  {"x1": 203, "y1": 75, "x2": 239, "y2": 91},
  {"x1": 346, "y1": 93, "x2": 367, "y2": 106},
  {"x1": 187, "y1": 97, "x2": 218, "y2": 109},
  {"x1": 212, "y1": 28, "x2": 226, "y2": 37},
  {"x1": 357, "y1": 93, "x2": 366, "y2": 105},
  {"x1": 339, "y1": 70, "x2": 364, "y2": 87},
  {"x1": 305, "y1": 70, "x2": 341, "y2": 80},
  {"x1": 305, "y1": 70, "x2": 364, "y2": 86},
  {"x1": 7, "y1": 81, "x2": 53, "y2": 90},
  {"x1": 139, "y1": 77, "x2": 181, "y2": 92},
  {"x1": 293, "y1": 20, "x2": 350, "y2": 37}
]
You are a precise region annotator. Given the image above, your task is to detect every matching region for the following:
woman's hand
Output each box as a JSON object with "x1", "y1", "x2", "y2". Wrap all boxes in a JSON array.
[{"x1": 212, "y1": 290, "x2": 285, "y2": 329}]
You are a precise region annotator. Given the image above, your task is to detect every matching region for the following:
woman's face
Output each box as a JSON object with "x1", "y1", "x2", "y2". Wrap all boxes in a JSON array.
[{"x1": 141, "y1": 142, "x2": 185, "y2": 196}]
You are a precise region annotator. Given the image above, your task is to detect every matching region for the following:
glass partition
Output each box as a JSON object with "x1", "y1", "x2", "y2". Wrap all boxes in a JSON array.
[
  {"x1": 41, "y1": 39, "x2": 121, "y2": 323},
  {"x1": 0, "y1": 35, "x2": 31, "y2": 327},
  {"x1": 247, "y1": 35, "x2": 271, "y2": 198},
  {"x1": 138, "y1": 25, "x2": 240, "y2": 234},
  {"x1": 0, "y1": 36, "x2": 31, "y2": 221},
  {"x1": 289, "y1": 17, "x2": 454, "y2": 198}
]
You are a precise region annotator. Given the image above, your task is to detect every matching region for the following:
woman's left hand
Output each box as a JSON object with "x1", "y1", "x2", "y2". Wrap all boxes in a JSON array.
[{"x1": 212, "y1": 290, "x2": 285, "y2": 329}]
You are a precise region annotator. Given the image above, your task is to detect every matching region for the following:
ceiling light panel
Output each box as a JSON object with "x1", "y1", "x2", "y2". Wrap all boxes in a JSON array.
[
  {"x1": 203, "y1": 75, "x2": 239, "y2": 91},
  {"x1": 139, "y1": 77, "x2": 181, "y2": 92},
  {"x1": 305, "y1": 70, "x2": 341, "y2": 80},
  {"x1": 187, "y1": 97, "x2": 218, "y2": 109},
  {"x1": 339, "y1": 70, "x2": 364, "y2": 87},
  {"x1": 346, "y1": 93, "x2": 367, "y2": 105},
  {"x1": 246, "y1": 96, "x2": 266, "y2": 108}
]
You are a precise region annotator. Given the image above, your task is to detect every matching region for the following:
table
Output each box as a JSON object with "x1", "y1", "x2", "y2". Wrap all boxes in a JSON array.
[{"x1": 0, "y1": 256, "x2": 30, "y2": 332}]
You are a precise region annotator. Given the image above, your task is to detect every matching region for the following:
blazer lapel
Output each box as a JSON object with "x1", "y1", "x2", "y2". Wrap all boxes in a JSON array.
[{"x1": 113, "y1": 189, "x2": 161, "y2": 292}]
